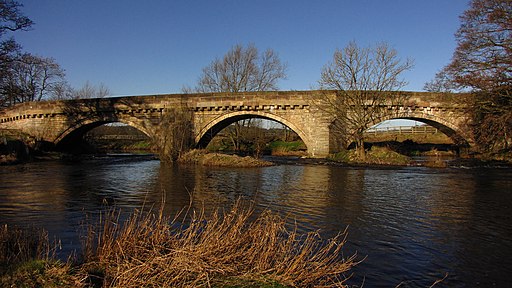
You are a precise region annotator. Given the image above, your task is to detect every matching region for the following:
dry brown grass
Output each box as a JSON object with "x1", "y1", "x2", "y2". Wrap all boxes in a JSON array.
[
  {"x1": 364, "y1": 132, "x2": 453, "y2": 145},
  {"x1": 80, "y1": 200, "x2": 358, "y2": 287},
  {"x1": 0, "y1": 224, "x2": 52, "y2": 268},
  {"x1": 0, "y1": 225, "x2": 81, "y2": 287},
  {"x1": 1, "y1": 201, "x2": 358, "y2": 287},
  {"x1": 179, "y1": 149, "x2": 274, "y2": 167},
  {"x1": 270, "y1": 147, "x2": 307, "y2": 157}
]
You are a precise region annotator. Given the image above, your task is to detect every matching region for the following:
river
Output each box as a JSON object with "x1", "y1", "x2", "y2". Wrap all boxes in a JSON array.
[{"x1": 1, "y1": 156, "x2": 511, "y2": 287}]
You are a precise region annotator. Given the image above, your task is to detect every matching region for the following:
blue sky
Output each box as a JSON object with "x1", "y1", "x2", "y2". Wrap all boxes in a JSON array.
[{"x1": 14, "y1": 0, "x2": 470, "y2": 97}]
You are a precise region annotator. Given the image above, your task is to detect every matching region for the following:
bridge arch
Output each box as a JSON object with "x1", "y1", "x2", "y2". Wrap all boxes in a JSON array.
[
  {"x1": 54, "y1": 117, "x2": 151, "y2": 150},
  {"x1": 196, "y1": 111, "x2": 311, "y2": 152},
  {"x1": 370, "y1": 110, "x2": 470, "y2": 147}
]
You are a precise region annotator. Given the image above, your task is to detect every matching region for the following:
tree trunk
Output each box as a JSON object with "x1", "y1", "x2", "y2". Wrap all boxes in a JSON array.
[{"x1": 356, "y1": 138, "x2": 366, "y2": 161}]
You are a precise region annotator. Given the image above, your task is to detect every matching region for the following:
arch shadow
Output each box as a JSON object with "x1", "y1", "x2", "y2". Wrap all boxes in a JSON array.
[{"x1": 55, "y1": 118, "x2": 151, "y2": 152}]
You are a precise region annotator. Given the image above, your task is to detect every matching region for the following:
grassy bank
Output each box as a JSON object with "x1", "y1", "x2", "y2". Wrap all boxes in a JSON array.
[
  {"x1": 1, "y1": 201, "x2": 358, "y2": 287},
  {"x1": 364, "y1": 131, "x2": 453, "y2": 145},
  {"x1": 0, "y1": 224, "x2": 79, "y2": 287},
  {"x1": 179, "y1": 149, "x2": 274, "y2": 167},
  {"x1": 329, "y1": 146, "x2": 411, "y2": 166},
  {"x1": 268, "y1": 141, "x2": 307, "y2": 157}
]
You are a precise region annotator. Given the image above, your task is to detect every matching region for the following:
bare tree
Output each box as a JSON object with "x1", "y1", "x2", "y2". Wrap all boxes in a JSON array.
[
  {"x1": 152, "y1": 107, "x2": 193, "y2": 162},
  {"x1": 49, "y1": 81, "x2": 73, "y2": 100},
  {"x1": 71, "y1": 81, "x2": 111, "y2": 99},
  {"x1": 425, "y1": 0, "x2": 511, "y2": 152},
  {"x1": 0, "y1": 0, "x2": 32, "y2": 36},
  {"x1": 316, "y1": 41, "x2": 414, "y2": 159},
  {"x1": 423, "y1": 69, "x2": 457, "y2": 93},
  {"x1": 447, "y1": 0, "x2": 511, "y2": 92},
  {"x1": 0, "y1": 0, "x2": 33, "y2": 107},
  {"x1": 0, "y1": 1, "x2": 74, "y2": 107},
  {"x1": 189, "y1": 43, "x2": 287, "y2": 152},
  {"x1": 193, "y1": 43, "x2": 286, "y2": 93},
  {"x1": 2, "y1": 53, "x2": 65, "y2": 105}
]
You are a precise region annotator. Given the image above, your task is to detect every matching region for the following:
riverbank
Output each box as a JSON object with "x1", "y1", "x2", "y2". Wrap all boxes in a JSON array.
[
  {"x1": 0, "y1": 130, "x2": 33, "y2": 165},
  {"x1": 1, "y1": 201, "x2": 357, "y2": 287},
  {"x1": 2, "y1": 128, "x2": 510, "y2": 168}
]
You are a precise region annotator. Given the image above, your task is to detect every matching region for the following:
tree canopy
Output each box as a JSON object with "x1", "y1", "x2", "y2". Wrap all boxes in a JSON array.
[
  {"x1": 447, "y1": 0, "x2": 511, "y2": 92},
  {"x1": 0, "y1": 0, "x2": 32, "y2": 36},
  {"x1": 425, "y1": 0, "x2": 511, "y2": 152}
]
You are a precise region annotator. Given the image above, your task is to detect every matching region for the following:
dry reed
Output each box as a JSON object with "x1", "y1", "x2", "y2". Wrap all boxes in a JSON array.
[
  {"x1": 80, "y1": 200, "x2": 358, "y2": 287},
  {"x1": 0, "y1": 224, "x2": 81, "y2": 287},
  {"x1": 0, "y1": 224, "x2": 52, "y2": 267}
]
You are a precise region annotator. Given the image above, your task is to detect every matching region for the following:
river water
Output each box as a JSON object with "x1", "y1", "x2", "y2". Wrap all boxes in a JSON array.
[{"x1": 1, "y1": 156, "x2": 511, "y2": 287}]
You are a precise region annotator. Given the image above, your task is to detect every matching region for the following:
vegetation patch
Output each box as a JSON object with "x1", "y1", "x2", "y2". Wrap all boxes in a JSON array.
[
  {"x1": 422, "y1": 149, "x2": 455, "y2": 157},
  {"x1": 329, "y1": 146, "x2": 411, "y2": 166},
  {"x1": 269, "y1": 141, "x2": 307, "y2": 156},
  {"x1": 0, "y1": 259, "x2": 79, "y2": 288},
  {"x1": 0, "y1": 153, "x2": 18, "y2": 165},
  {"x1": 364, "y1": 131, "x2": 453, "y2": 145},
  {"x1": 0, "y1": 130, "x2": 33, "y2": 164},
  {"x1": 1, "y1": 201, "x2": 359, "y2": 287},
  {"x1": 179, "y1": 149, "x2": 274, "y2": 167},
  {"x1": 0, "y1": 224, "x2": 80, "y2": 287},
  {"x1": 423, "y1": 157, "x2": 448, "y2": 168},
  {"x1": 79, "y1": 201, "x2": 357, "y2": 287},
  {"x1": 364, "y1": 146, "x2": 411, "y2": 165}
]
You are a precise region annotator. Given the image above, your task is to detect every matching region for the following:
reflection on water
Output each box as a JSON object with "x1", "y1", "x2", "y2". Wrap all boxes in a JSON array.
[{"x1": 0, "y1": 158, "x2": 511, "y2": 287}]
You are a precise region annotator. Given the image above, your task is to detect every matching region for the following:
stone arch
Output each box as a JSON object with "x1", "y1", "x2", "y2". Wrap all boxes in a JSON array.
[
  {"x1": 370, "y1": 110, "x2": 471, "y2": 147},
  {"x1": 196, "y1": 111, "x2": 311, "y2": 152},
  {"x1": 54, "y1": 117, "x2": 151, "y2": 149}
]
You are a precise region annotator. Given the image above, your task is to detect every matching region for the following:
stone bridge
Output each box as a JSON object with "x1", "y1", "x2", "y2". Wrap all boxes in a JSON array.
[{"x1": 0, "y1": 90, "x2": 473, "y2": 158}]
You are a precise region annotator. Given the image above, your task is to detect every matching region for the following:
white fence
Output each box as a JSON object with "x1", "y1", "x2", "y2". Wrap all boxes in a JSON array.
[{"x1": 366, "y1": 125, "x2": 438, "y2": 135}]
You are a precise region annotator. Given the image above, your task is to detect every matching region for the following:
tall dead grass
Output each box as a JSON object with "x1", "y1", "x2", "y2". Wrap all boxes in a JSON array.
[
  {"x1": 0, "y1": 224, "x2": 52, "y2": 268},
  {"x1": 0, "y1": 225, "x2": 80, "y2": 287},
  {"x1": 80, "y1": 200, "x2": 358, "y2": 287}
]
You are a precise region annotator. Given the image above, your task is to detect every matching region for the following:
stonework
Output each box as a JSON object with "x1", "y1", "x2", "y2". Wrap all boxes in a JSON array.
[{"x1": 0, "y1": 90, "x2": 474, "y2": 158}]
